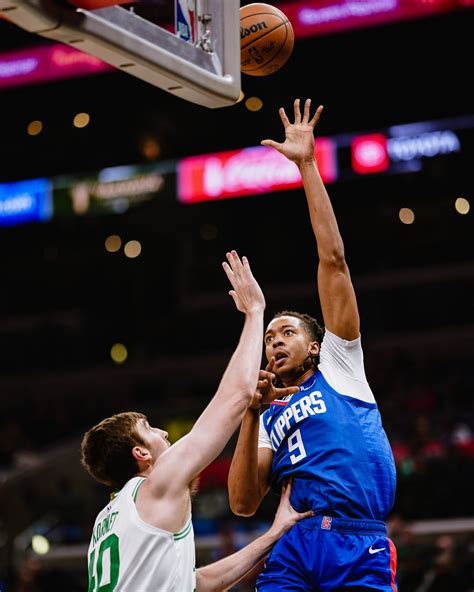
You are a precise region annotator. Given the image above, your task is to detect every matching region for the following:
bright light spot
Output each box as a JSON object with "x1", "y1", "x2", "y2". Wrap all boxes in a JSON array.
[
  {"x1": 27, "y1": 120, "x2": 43, "y2": 136},
  {"x1": 73, "y1": 112, "x2": 90, "y2": 128},
  {"x1": 124, "y1": 240, "x2": 141, "y2": 259},
  {"x1": 352, "y1": 135, "x2": 388, "y2": 173},
  {"x1": 111, "y1": 343, "x2": 127, "y2": 364},
  {"x1": 399, "y1": 207, "x2": 415, "y2": 225},
  {"x1": 105, "y1": 235, "x2": 122, "y2": 253},
  {"x1": 245, "y1": 96, "x2": 263, "y2": 112},
  {"x1": 141, "y1": 138, "x2": 161, "y2": 161},
  {"x1": 32, "y1": 535, "x2": 50, "y2": 555},
  {"x1": 455, "y1": 197, "x2": 470, "y2": 215}
]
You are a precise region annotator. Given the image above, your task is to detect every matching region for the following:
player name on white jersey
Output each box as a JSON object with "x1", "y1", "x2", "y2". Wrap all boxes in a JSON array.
[{"x1": 92, "y1": 511, "x2": 119, "y2": 546}]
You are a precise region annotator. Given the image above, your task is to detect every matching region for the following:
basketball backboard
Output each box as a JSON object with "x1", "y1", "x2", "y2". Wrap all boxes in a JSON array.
[{"x1": 0, "y1": 0, "x2": 241, "y2": 108}]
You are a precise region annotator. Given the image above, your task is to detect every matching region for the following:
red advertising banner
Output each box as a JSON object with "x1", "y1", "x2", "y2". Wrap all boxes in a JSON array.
[
  {"x1": 0, "y1": 44, "x2": 112, "y2": 89},
  {"x1": 279, "y1": 0, "x2": 474, "y2": 39},
  {"x1": 178, "y1": 138, "x2": 337, "y2": 204},
  {"x1": 351, "y1": 133, "x2": 389, "y2": 174}
]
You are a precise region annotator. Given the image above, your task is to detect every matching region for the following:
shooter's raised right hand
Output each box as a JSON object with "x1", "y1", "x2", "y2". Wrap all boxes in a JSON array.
[
  {"x1": 261, "y1": 98, "x2": 323, "y2": 166},
  {"x1": 222, "y1": 251, "x2": 265, "y2": 315}
]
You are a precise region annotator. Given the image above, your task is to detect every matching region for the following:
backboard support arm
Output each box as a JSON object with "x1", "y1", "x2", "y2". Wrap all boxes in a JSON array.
[{"x1": 0, "y1": 0, "x2": 241, "y2": 108}]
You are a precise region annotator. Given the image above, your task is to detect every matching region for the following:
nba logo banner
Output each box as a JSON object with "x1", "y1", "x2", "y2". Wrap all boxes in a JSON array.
[
  {"x1": 175, "y1": 0, "x2": 197, "y2": 43},
  {"x1": 321, "y1": 516, "x2": 332, "y2": 530}
]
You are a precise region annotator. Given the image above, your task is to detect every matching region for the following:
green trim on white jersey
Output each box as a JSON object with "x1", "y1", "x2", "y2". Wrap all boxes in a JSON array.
[
  {"x1": 174, "y1": 518, "x2": 193, "y2": 540},
  {"x1": 131, "y1": 476, "x2": 146, "y2": 502}
]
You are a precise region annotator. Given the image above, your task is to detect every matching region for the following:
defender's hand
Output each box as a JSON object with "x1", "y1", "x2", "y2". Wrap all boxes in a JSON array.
[
  {"x1": 222, "y1": 251, "x2": 265, "y2": 314},
  {"x1": 268, "y1": 479, "x2": 313, "y2": 538},
  {"x1": 261, "y1": 98, "x2": 323, "y2": 166}
]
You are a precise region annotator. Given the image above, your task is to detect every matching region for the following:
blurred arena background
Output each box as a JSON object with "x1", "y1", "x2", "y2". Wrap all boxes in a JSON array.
[{"x1": 0, "y1": 1, "x2": 473, "y2": 590}]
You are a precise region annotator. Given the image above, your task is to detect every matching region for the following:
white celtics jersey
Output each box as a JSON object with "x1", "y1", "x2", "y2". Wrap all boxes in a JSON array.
[{"x1": 87, "y1": 476, "x2": 196, "y2": 591}]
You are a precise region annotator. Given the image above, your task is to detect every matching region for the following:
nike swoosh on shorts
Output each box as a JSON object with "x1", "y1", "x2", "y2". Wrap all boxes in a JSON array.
[{"x1": 368, "y1": 545, "x2": 386, "y2": 554}]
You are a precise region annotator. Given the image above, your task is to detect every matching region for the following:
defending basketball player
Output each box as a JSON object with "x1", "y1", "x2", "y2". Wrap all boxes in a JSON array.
[
  {"x1": 81, "y1": 251, "x2": 312, "y2": 592},
  {"x1": 227, "y1": 100, "x2": 398, "y2": 591}
]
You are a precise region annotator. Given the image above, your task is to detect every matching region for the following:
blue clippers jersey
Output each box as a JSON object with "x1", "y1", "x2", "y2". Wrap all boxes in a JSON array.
[{"x1": 261, "y1": 371, "x2": 396, "y2": 521}]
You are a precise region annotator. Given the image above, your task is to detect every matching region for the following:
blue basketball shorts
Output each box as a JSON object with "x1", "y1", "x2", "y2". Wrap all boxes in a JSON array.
[{"x1": 256, "y1": 515, "x2": 398, "y2": 591}]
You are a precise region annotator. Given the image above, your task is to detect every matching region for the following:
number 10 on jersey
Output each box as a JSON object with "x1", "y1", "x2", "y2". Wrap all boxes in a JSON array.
[{"x1": 89, "y1": 533, "x2": 120, "y2": 592}]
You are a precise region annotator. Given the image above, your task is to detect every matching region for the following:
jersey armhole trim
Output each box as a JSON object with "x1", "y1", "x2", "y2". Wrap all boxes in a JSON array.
[
  {"x1": 317, "y1": 370, "x2": 377, "y2": 408},
  {"x1": 174, "y1": 518, "x2": 192, "y2": 540},
  {"x1": 132, "y1": 477, "x2": 146, "y2": 502}
]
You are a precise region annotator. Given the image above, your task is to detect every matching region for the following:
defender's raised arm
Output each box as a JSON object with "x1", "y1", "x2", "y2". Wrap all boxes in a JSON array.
[{"x1": 146, "y1": 252, "x2": 266, "y2": 501}]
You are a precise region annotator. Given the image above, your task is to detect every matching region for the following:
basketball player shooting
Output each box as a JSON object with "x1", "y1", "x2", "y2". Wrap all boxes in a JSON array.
[
  {"x1": 81, "y1": 251, "x2": 312, "y2": 592},
  {"x1": 227, "y1": 100, "x2": 398, "y2": 591}
]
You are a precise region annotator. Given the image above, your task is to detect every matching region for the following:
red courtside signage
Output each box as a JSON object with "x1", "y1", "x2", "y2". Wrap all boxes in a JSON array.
[
  {"x1": 351, "y1": 133, "x2": 389, "y2": 174},
  {"x1": 177, "y1": 138, "x2": 337, "y2": 204}
]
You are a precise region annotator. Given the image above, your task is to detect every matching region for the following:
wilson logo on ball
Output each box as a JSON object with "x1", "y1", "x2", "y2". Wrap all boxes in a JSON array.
[{"x1": 240, "y1": 21, "x2": 268, "y2": 39}]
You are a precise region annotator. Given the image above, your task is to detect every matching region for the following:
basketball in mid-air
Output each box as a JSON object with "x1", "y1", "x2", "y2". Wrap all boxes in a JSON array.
[{"x1": 240, "y1": 3, "x2": 294, "y2": 76}]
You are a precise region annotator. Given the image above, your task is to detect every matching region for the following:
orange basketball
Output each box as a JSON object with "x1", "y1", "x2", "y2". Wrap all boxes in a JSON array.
[{"x1": 240, "y1": 3, "x2": 294, "y2": 76}]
